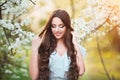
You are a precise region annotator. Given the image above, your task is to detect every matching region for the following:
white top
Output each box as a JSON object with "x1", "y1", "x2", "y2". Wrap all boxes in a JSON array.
[{"x1": 49, "y1": 45, "x2": 86, "y2": 80}]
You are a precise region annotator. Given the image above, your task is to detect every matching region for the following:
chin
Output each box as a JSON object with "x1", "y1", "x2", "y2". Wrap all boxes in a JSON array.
[
  {"x1": 56, "y1": 37, "x2": 62, "y2": 39},
  {"x1": 55, "y1": 36, "x2": 63, "y2": 39}
]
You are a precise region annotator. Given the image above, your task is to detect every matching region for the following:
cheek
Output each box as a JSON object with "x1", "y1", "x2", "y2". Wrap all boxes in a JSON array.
[{"x1": 62, "y1": 28, "x2": 67, "y2": 34}]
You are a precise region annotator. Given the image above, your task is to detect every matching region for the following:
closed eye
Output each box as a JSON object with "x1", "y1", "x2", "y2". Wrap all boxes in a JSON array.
[
  {"x1": 51, "y1": 24, "x2": 65, "y2": 28},
  {"x1": 59, "y1": 25, "x2": 65, "y2": 28},
  {"x1": 59, "y1": 24, "x2": 65, "y2": 28},
  {"x1": 51, "y1": 24, "x2": 56, "y2": 28}
]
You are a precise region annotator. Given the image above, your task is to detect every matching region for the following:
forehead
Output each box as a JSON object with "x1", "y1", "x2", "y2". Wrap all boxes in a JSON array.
[{"x1": 52, "y1": 17, "x2": 64, "y2": 24}]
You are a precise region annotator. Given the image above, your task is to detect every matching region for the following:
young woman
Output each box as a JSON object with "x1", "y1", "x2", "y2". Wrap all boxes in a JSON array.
[{"x1": 29, "y1": 9, "x2": 85, "y2": 80}]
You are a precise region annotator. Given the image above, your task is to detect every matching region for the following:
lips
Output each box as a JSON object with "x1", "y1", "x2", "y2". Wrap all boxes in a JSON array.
[{"x1": 55, "y1": 33, "x2": 61, "y2": 36}]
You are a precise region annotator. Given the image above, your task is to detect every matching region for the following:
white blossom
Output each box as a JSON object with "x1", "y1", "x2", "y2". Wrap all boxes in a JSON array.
[
  {"x1": 11, "y1": 74, "x2": 20, "y2": 79},
  {"x1": 73, "y1": 0, "x2": 120, "y2": 43},
  {"x1": 21, "y1": 18, "x2": 32, "y2": 26},
  {"x1": 5, "y1": 69, "x2": 13, "y2": 74}
]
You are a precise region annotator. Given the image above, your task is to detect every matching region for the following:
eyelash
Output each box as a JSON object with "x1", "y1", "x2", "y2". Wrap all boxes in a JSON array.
[
  {"x1": 51, "y1": 26, "x2": 56, "y2": 28},
  {"x1": 52, "y1": 25, "x2": 65, "y2": 28},
  {"x1": 60, "y1": 25, "x2": 64, "y2": 28}
]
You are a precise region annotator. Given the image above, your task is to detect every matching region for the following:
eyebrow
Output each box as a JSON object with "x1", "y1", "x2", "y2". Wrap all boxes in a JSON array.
[{"x1": 52, "y1": 24, "x2": 64, "y2": 26}]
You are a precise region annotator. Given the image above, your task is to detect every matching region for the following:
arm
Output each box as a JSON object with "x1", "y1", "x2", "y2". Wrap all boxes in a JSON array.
[
  {"x1": 72, "y1": 32, "x2": 85, "y2": 76},
  {"x1": 29, "y1": 36, "x2": 41, "y2": 80}
]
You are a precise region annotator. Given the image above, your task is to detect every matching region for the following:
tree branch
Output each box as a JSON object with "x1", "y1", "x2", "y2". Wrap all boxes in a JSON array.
[
  {"x1": 2, "y1": 28, "x2": 14, "y2": 55},
  {"x1": 29, "y1": 0, "x2": 36, "y2": 5},
  {"x1": 0, "y1": 0, "x2": 7, "y2": 6},
  {"x1": 92, "y1": 15, "x2": 110, "y2": 33},
  {"x1": 96, "y1": 34, "x2": 112, "y2": 80}
]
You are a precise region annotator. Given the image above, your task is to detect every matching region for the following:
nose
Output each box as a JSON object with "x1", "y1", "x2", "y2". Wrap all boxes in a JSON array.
[{"x1": 55, "y1": 27, "x2": 60, "y2": 32}]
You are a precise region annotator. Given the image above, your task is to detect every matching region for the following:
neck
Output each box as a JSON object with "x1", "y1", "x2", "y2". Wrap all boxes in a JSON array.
[
  {"x1": 56, "y1": 39, "x2": 67, "y2": 52},
  {"x1": 57, "y1": 38, "x2": 64, "y2": 44},
  {"x1": 56, "y1": 39, "x2": 65, "y2": 48}
]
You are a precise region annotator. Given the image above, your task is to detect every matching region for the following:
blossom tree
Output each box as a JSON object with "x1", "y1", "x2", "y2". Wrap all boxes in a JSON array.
[
  {"x1": 0, "y1": 0, "x2": 35, "y2": 79},
  {"x1": 73, "y1": 0, "x2": 120, "y2": 79},
  {"x1": 73, "y1": 0, "x2": 120, "y2": 43}
]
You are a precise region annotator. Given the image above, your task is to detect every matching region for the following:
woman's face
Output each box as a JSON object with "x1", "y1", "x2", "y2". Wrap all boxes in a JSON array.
[{"x1": 51, "y1": 17, "x2": 66, "y2": 40}]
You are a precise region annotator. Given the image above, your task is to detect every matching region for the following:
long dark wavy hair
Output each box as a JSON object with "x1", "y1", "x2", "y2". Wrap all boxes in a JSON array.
[{"x1": 37, "y1": 9, "x2": 79, "y2": 80}]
